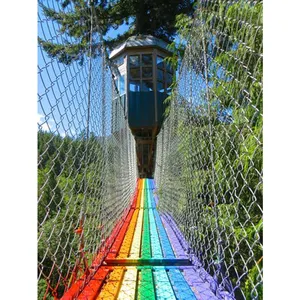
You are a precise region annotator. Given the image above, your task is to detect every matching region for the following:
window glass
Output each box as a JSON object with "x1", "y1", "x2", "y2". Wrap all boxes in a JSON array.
[
  {"x1": 157, "y1": 81, "x2": 164, "y2": 93},
  {"x1": 130, "y1": 68, "x2": 140, "y2": 79},
  {"x1": 166, "y1": 86, "x2": 172, "y2": 95},
  {"x1": 141, "y1": 81, "x2": 153, "y2": 92},
  {"x1": 142, "y1": 54, "x2": 152, "y2": 66},
  {"x1": 166, "y1": 72, "x2": 173, "y2": 85},
  {"x1": 129, "y1": 55, "x2": 140, "y2": 67},
  {"x1": 142, "y1": 67, "x2": 152, "y2": 78},
  {"x1": 157, "y1": 56, "x2": 164, "y2": 69},
  {"x1": 129, "y1": 81, "x2": 140, "y2": 92},
  {"x1": 166, "y1": 62, "x2": 172, "y2": 73},
  {"x1": 157, "y1": 69, "x2": 164, "y2": 82},
  {"x1": 119, "y1": 75, "x2": 125, "y2": 95}
]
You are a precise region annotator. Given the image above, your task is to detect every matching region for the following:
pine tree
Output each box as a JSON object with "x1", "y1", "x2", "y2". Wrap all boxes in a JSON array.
[{"x1": 39, "y1": 0, "x2": 195, "y2": 64}]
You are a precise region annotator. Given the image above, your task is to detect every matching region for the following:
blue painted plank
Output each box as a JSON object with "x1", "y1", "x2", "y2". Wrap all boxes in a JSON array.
[
  {"x1": 153, "y1": 209, "x2": 175, "y2": 259},
  {"x1": 153, "y1": 267, "x2": 176, "y2": 300},
  {"x1": 167, "y1": 269, "x2": 197, "y2": 300},
  {"x1": 147, "y1": 184, "x2": 163, "y2": 258}
]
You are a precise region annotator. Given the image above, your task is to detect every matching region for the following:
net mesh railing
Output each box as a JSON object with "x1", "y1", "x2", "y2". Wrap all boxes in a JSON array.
[
  {"x1": 155, "y1": 1, "x2": 263, "y2": 299},
  {"x1": 38, "y1": 1, "x2": 137, "y2": 298}
]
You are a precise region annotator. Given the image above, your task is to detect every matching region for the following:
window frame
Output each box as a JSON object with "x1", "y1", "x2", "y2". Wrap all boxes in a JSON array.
[
  {"x1": 128, "y1": 53, "x2": 154, "y2": 93},
  {"x1": 156, "y1": 54, "x2": 173, "y2": 95}
]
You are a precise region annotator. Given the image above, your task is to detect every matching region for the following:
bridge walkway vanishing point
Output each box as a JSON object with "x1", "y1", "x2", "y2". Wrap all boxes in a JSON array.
[{"x1": 62, "y1": 179, "x2": 223, "y2": 300}]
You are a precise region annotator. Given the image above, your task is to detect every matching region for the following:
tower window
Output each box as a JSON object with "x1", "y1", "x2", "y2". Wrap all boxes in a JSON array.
[
  {"x1": 129, "y1": 55, "x2": 140, "y2": 67},
  {"x1": 142, "y1": 67, "x2": 152, "y2": 78},
  {"x1": 157, "y1": 56, "x2": 164, "y2": 69},
  {"x1": 157, "y1": 69, "x2": 164, "y2": 82},
  {"x1": 157, "y1": 81, "x2": 164, "y2": 93},
  {"x1": 130, "y1": 68, "x2": 140, "y2": 79},
  {"x1": 130, "y1": 81, "x2": 141, "y2": 92},
  {"x1": 142, "y1": 54, "x2": 152, "y2": 66},
  {"x1": 141, "y1": 81, "x2": 153, "y2": 92}
]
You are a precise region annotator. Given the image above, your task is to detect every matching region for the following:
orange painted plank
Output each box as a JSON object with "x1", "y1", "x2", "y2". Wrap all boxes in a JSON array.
[
  {"x1": 117, "y1": 209, "x2": 140, "y2": 258},
  {"x1": 96, "y1": 267, "x2": 125, "y2": 300},
  {"x1": 106, "y1": 181, "x2": 140, "y2": 259}
]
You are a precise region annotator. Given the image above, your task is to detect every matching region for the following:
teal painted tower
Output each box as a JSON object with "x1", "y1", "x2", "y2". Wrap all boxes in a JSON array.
[{"x1": 110, "y1": 35, "x2": 173, "y2": 178}]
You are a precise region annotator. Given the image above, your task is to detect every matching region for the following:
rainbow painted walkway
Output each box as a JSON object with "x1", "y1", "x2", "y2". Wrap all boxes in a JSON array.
[{"x1": 63, "y1": 179, "x2": 219, "y2": 300}]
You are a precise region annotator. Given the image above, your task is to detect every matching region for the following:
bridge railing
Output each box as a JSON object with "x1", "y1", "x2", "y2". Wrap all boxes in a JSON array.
[
  {"x1": 155, "y1": 1, "x2": 263, "y2": 299},
  {"x1": 37, "y1": 1, "x2": 137, "y2": 298}
]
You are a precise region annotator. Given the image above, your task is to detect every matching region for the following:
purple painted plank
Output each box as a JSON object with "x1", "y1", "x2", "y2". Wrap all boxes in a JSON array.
[
  {"x1": 164, "y1": 213, "x2": 190, "y2": 250},
  {"x1": 162, "y1": 213, "x2": 235, "y2": 300},
  {"x1": 181, "y1": 267, "x2": 218, "y2": 300},
  {"x1": 152, "y1": 181, "x2": 235, "y2": 300},
  {"x1": 161, "y1": 214, "x2": 188, "y2": 259}
]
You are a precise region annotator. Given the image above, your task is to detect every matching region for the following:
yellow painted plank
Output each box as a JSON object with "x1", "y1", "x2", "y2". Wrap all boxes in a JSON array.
[
  {"x1": 129, "y1": 181, "x2": 144, "y2": 258},
  {"x1": 136, "y1": 182, "x2": 141, "y2": 208},
  {"x1": 140, "y1": 180, "x2": 144, "y2": 209},
  {"x1": 117, "y1": 267, "x2": 137, "y2": 300},
  {"x1": 129, "y1": 207, "x2": 143, "y2": 258},
  {"x1": 96, "y1": 267, "x2": 125, "y2": 300}
]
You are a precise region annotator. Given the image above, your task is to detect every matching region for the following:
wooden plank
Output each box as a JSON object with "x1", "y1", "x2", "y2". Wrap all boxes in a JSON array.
[
  {"x1": 117, "y1": 209, "x2": 139, "y2": 258},
  {"x1": 117, "y1": 267, "x2": 138, "y2": 300},
  {"x1": 96, "y1": 267, "x2": 125, "y2": 300},
  {"x1": 153, "y1": 267, "x2": 176, "y2": 300},
  {"x1": 129, "y1": 180, "x2": 144, "y2": 258},
  {"x1": 137, "y1": 268, "x2": 155, "y2": 300}
]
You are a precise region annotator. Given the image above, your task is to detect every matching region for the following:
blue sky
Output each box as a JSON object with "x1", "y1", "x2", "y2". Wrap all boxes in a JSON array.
[
  {"x1": 38, "y1": 4, "x2": 232, "y2": 137},
  {"x1": 38, "y1": 4, "x2": 131, "y2": 137}
]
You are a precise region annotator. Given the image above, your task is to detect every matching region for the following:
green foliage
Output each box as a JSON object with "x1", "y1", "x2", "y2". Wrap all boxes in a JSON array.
[
  {"x1": 244, "y1": 257, "x2": 263, "y2": 300},
  {"x1": 38, "y1": 279, "x2": 52, "y2": 300},
  {"x1": 38, "y1": 167, "x2": 63, "y2": 224},
  {"x1": 37, "y1": 130, "x2": 105, "y2": 299},
  {"x1": 165, "y1": 13, "x2": 194, "y2": 71},
  {"x1": 158, "y1": 0, "x2": 263, "y2": 298},
  {"x1": 39, "y1": 0, "x2": 196, "y2": 64}
]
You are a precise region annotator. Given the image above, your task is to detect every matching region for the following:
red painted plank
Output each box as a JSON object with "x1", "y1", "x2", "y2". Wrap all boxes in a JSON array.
[
  {"x1": 61, "y1": 279, "x2": 84, "y2": 300},
  {"x1": 61, "y1": 180, "x2": 140, "y2": 299},
  {"x1": 77, "y1": 268, "x2": 110, "y2": 300},
  {"x1": 106, "y1": 208, "x2": 135, "y2": 259}
]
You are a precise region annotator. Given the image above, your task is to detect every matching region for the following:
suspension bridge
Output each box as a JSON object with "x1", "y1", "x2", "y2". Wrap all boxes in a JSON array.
[{"x1": 38, "y1": 0, "x2": 263, "y2": 299}]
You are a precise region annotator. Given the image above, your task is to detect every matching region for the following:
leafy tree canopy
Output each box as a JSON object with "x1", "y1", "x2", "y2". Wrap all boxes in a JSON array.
[{"x1": 39, "y1": 0, "x2": 195, "y2": 64}]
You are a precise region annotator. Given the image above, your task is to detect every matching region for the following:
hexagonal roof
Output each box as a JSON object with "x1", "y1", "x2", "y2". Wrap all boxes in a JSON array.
[{"x1": 109, "y1": 35, "x2": 171, "y2": 59}]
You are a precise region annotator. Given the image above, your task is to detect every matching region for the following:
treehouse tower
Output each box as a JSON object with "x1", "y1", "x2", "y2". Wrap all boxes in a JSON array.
[{"x1": 110, "y1": 35, "x2": 173, "y2": 178}]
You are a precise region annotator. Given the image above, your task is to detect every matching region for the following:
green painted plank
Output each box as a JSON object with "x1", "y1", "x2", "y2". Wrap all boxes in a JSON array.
[
  {"x1": 142, "y1": 207, "x2": 151, "y2": 259},
  {"x1": 142, "y1": 180, "x2": 151, "y2": 259},
  {"x1": 138, "y1": 268, "x2": 156, "y2": 300}
]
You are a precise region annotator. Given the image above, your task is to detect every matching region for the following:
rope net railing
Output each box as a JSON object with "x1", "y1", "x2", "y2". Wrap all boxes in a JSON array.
[
  {"x1": 155, "y1": 1, "x2": 263, "y2": 299},
  {"x1": 38, "y1": 1, "x2": 137, "y2": 298}
]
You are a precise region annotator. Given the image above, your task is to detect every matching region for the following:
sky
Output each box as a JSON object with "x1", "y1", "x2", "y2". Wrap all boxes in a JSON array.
[{"x1": 37, "y1": 4, "x2": 131, "y2": 138}]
